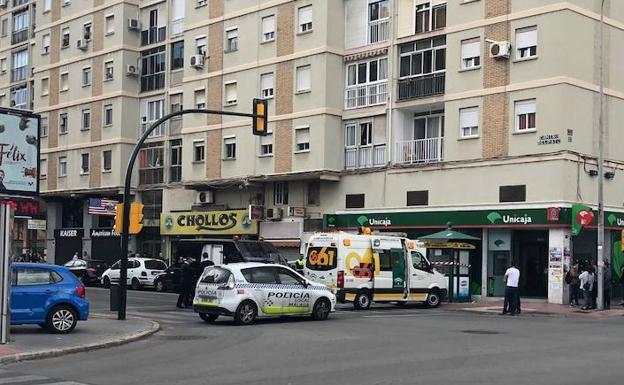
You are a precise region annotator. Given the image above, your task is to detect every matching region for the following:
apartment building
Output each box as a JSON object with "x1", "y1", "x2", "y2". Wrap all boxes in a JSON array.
[{"x1": 2, "y1": 0, "x2": 622, "y2": 303}]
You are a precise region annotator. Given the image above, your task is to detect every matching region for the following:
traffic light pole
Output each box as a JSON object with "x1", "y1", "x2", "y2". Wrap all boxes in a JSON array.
[{"x1": 117, "y1": 106, "x2": 265, "y2": 320}]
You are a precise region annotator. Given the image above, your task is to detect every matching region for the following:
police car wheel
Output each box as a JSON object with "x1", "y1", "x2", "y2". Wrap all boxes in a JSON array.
[
  {"x1": 311, "y1": 298, "x2": 331, "y2": 321},
  {"x1": 235, "y1": 301, "x2": 257, "y2": 325},
  {"x1": 354, "y1": 291, "x2": 372, "y2": 310},
  {"x1": 426, "y1": 290, "x2": 441, "y2": 308},
  {"x1": 199, "y1": 313, "x2": 219, "y2": 323}
]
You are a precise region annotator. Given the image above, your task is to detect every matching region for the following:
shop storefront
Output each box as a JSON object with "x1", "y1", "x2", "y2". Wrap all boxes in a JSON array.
[
  {"x1": 89, "y1": 228, "x2": 121, "y2": 265},
  {"x1": 53, "y1": 228, "x2": 84, "y2": 265}
]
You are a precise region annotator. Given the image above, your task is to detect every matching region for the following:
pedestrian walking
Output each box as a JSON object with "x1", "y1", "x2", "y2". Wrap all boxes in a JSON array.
[
  {"x1": 567, "y1": 260, "x2": 581, "y2": 306},
  {"x1": 176, "y1": 257, "x2": 195, "y2": 309},
  {"x1": 590, "y1": 264, "x2": 598, "y2": 309},
  {"x1": 579, "y1": 265, "x2": 594, "y2": 310},
  {"x1": 603, "y1": 259, "x2": 611, "y2": 310},
  {"x1": 501, "y1": 261, "x2": 520, "y2": 316}
]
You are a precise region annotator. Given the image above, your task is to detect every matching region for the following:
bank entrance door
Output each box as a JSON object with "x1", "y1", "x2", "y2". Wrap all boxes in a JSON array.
[{"x1": 514, "y1": 230, "x2": 548, "y2": 298}]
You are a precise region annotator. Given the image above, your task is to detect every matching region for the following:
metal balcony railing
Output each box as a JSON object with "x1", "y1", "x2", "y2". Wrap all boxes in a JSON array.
[
  {"x1": 11, "y1": 66, "x2": 27, "y2": 82},
  {"x1": 345, "y1": 81, "x2": 388, "y2": 109},
  {"x1": 141, "y1": 26, "x2": 166, "y2": 46},
  {"x1": 345, "y1": 144, "x2": 386, "y2": 169},
  {"x1": 140, "y1": 121, "x2": 167, "y2": 138},
  {"x1": 397, "y1": 73, "x2": 445, "y2": 101},
  {"x1": 11, "y1": 29, "x2": 29, "y2": 45},
  {"x1": 368, "y1": 19, "x2": 389, "y2": 44},
  {"x1": 394, "y1": 138, "x2": 443, "y2": 164}
]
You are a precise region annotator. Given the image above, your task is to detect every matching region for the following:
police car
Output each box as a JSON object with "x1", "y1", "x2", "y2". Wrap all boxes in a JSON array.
[{"x1": 193, "y1": 263, "x2": 336, "y2": 325}]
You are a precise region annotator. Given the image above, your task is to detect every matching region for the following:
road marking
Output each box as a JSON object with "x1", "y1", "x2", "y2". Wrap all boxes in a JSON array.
[
  {"x1": 0, "y1": 375, "x2": 48, "y2": 384},
  {"x1": 362, "y1": 312, "x2": 449, "y2": 318}
]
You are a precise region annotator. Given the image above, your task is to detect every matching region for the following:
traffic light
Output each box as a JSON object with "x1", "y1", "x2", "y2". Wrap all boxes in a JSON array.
[
  {"x1": 129, "y1": 203, "x2": 144, "y2": 234},
  {"x1": 114, "y1": 204, "x2": 124, "y2": 234},
  {"x1": 252, "y1": 98, "x2": 268, "y2": 136}
]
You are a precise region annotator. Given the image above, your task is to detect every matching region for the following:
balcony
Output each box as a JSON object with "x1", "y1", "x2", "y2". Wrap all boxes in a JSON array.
[
  {"x1": 397, "y1": 73, "x2": 445, "y2": 101},
  {"x1": 345, "y1": 81, "x2": 388, "y2": 109},
  {"x1": 140, "y1": 73, "x2": 165, "y2": 92},
  {"x1": 141, "y1": 26, "x2": 166, "y2": 46},
  {"x1": 345, "y1": 144, "x2": 386, "y2": 170},
  {"x1": 140, "y1": 121, "x2": 167, "y2": 138},
  {"x1": 395, "y1": 138, "x2": 443, "y2": 164},
  {"x1": 11, "y1": 29, "x2": 29, "y2": 45},
  {"x1": 169, "y1": 165, "x2": 182, "y2": 183},
  {"x1": 11, "y1": 66, "x2": 28, "y2": 82},
  {"x1": 368, "y1": 19, "x2": 389, "y2": 44},
  {"x1": 13, "y1": 0, "x2": 28, "y2": 7}
]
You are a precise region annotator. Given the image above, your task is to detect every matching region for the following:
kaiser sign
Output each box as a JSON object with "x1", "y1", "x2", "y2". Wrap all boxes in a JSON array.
[{"x1": 0, "y1": 108, "x2": 40, "y2": 196}]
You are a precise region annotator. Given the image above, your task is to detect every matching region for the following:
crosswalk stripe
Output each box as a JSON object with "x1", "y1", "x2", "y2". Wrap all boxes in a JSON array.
[{"x1": 0, "y1": 375, "x2": 48, "y2": 384}]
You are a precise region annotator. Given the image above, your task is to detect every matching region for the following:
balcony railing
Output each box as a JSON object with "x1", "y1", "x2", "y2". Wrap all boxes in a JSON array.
[
  {"x1": 140, "y1": 121, "x2": 167, "y2": 138},
  {"x1": 395, "y1": 138, "x2": 443, "y2": 164},
  {"x1": 345, "y1": 144, "x2": 386, "y2": 169},
  {"x1": 169, "y1": 165, "x2": 182, "y2": 183},
  {"x1": 11, "y1": 67, "x2": 28, "y2": 82},
  {"x1": 368, "y1": 19, "x2": 389, "y2": 44},
  {"x1": 139, "y1": 168, "x2": 164, "y2": 185},
  {"x1": 13, "y1": 0, "x2": 28, "y2": 7},
  {"x1": 345, "y1": 81, "x2": 388, "y2": 109},
  {"x1": 397, "y1": 73, "x2": 445, "y2": 101},
  {"x1": 141, "y1": 26, "x2": 166, "y2": 46},
  {"x1": 140, "y1": 73, "x2": 165, "y2": 92},
  {"x1": 11, "y1": 29, "x2": 29, "y2": 45},
  {"x1": 170, "y1": 19, "x2": 184, "y2": 36}
]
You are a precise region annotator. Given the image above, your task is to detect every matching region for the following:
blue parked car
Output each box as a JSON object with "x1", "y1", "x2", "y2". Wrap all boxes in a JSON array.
[{"x1": 11, "y1": 263, "x2": 89, "y2": 334}]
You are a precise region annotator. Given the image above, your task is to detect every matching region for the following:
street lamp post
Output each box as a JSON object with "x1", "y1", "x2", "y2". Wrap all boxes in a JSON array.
[{"x1": 596, "y1": 0, "x2": 605, "y2": 311}]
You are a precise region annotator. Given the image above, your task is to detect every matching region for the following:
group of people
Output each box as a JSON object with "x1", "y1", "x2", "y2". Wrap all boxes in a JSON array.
[
  {"x1": 176, "y1": 253, "x2": 214, "y2": 309},
  {"x1": 12, "y1": 251, "x2": 45, "y2": 263},
  {"x1": 567, "y1": 259, "x2": 619, "y2": 310}
]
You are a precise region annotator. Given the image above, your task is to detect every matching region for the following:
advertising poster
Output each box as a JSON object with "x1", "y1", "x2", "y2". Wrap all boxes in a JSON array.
[{"x1": 0, "y1": 109, "x2": 40, "y2": 195}]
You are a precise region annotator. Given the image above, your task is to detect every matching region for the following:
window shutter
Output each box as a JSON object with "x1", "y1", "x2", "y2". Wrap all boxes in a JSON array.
[
  {"x1": 297, "y1": 66, "x2": 311, "y2": 91},
  {"x1": 460, "y1": 108, "x2": 478, "y2": 128},
  {"x1": 516, "y1": 29, "x2": 537, "y2": 49},
  {"x1": 260, "y1": 132, "x2": 272, "y2": 146},
  {"x1": 515, "y1": 100, "x2": 536, "y2": 115},
  {"x1": 261, "y1": 73, "x2": 273, "y2": 90},
  {"x1": 262, "y1": 16, "x2": 275, "y2": 35},
  {"x1": 43, "y1": 34, "x2": 50, "y2": 47},
  {"x1": 171, "y1": 0, "x2": 185, "y2": 20},
  {"x1": 461, "y1": 40, "x2": 480, "y2": 59},
  {"x1": 299, "y1": 6, "x2": 312, "y2": 26},
  {"x1": 225, "y1": 83, "x2": 237, "y2": 102},
  {"x1": 296, "y1": 128, "x2": 310, "y2": 144}
]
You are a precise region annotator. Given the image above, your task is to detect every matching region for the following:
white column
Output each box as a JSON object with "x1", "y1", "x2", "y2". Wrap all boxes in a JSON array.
[{"x1": 548, "y1": 228, "x2": 571, "y2": 304}]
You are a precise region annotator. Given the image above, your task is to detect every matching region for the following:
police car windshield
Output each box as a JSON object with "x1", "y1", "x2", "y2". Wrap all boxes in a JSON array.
[{"x1": 200, "y1": 267, "x2": 231, "y2": 284}]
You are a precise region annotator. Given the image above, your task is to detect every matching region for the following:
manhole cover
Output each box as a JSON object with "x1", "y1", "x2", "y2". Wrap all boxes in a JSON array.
[
  {"x1": 156, "y1": 335, "x2": 208, "y2": 341},
  {"x1": 460, "y1": 330, "x2": 501, "y2": 335}
]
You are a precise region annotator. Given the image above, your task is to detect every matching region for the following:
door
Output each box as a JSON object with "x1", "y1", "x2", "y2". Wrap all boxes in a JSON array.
[
  {"x1": 274, "y1": 267, "x2": 311, "y2": 315},
  {"x1": 11, "y1": 267, "x2": 58, "y2": 323},
  {"x1": 127, "y1": 259, "x2": 141, "y2": 285},
  {"x1": 371, "y1": 237, "x2": 407, "y2": 300},
  {"x1": 240, "y1": 266, "x2": 280, "y2": 315},
  {"x1": 408, "y1": 250, "x2": 434, "y2": 301},
  {"x1": 108, "y1": 261, "x2": 121, "y2": 282}
]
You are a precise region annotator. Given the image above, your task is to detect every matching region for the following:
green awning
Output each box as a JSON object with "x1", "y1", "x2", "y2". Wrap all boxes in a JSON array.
[{"x1": 419, "y1": 227, "x2": 480, "y2": 241}]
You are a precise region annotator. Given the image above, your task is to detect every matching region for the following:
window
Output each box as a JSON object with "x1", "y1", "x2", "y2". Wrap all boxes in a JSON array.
[
  {"x1": 15, "y1": 268, "x2": 58, "y2": 286},
  {"x1": 359, "y1": 122, "x2": 372, "y2": 146},
  {"x1": 262, "y1": 15, "x2": 275, "y2": 42},
  {"x1": 105, "y1": 15, "x2": 114, "y2": 35},
  {"x1": 194, "y1": 89, "x2": 206, "y2": 109},
  {"x1": 460, "y1": 38, "x2": 480, "y2": 69},
  {"x1": 102, "y1": 150, "x2": 112, "y2": 172},
  {"x1": 41, "y1": 78, "x2": 49, "y2": 96},
  {"x1": 298, "y1": 5, "x2": 312, "y2": 33},
  {"x1": 516, "y1": 27, "x2": 537, "y2": 60},
  {"x1": 59, "y1": 113, "x2": 68, "y2": 134},
  {"x1": 104, "y1": 104, "x2": 113, "y2": 126},
  {"x1": 142, "y1": 98, "x2": 165, "y2": 137},
  {"x1": 345, "y1": 194, "x2": 365, "y2": 209},
  {"x1": 40, "y1": 116, "x2": 48, "y2": 137},
  {"x1": 59, "y1": 156, "x2": 67, "y2": 177},
  {"x1": 296, "y1": 65, "x2": 311, "y2": 93},
  {"x1": 170, "y1": 139, "x2": 182, "y2": 182},
  {"x1": 62, "y1": 27, "x2": 70, "y2": 48},
  {"x1": 0, "y1": 58, "x2": 6, "y2": 73},
  {"x1": 260, "y1": 131, "x2": 273, "y2": 156},
  {"x1": 295, "y1": 127, "x2": 310, "y2": 152},
  {"x1": 499, "y1": 185, "x2": 526, "y2": 203},
  {"x1": 0, "y1": 19, "x2": 6, "y2": 38},
  {"x1": 345, "y1": 124, "x2": 356, "y2": 148},
  {"x1": 83, "y1": 22, "x2": 92, "y2": 40},
  {"x1": 140, "y1": 46, "x2": 166, "y2": 92},
  {"x1": 195, "y1": 36, "x2": 207, "y2": 55},
  {"x1": 60, "y1": 72, "x2": 69, "y2": 91},
  {"x1": 193, "y1": 140, "x2": 205, "y2": 162},
  {"x1": 80, "y1": 153, "x2": 90, "y2": 174},
  {"x1": 276, "y1": 268, "x2": 304, "y2": 285},
  {"x1": 82, "y1": 67, "x2": 92, "y2": 86},
  {"x1": 260, "y1": 73, "x2": 274, "y2": 99},
  {"x1": 225, "y1": 82, "x2": 237, "y2": 104},
  {"x1": 407, "y1": 190, "x2": 428, "y2": 206},
  {"x1": 274, "y1": 182, "x2": 288, "y2": 205},
  {"x1": 171, "y1": 41, "x2": 184, "y2": 70},
  {"x1": 11, "y1": 50, "x2": 28, "y2": 82},
  {"x1": 515, "y1": 99, "x2": 536, "y2": 131},
  {"x1": 170, "y1": 93, "x2": 183, "y2": 113},
  {"x1": 63, "y1": 0, "x2": 71, "y2": 6},
  {"x1": 44, "y1": 0, "x2": 52, "y2": 12},
  {"x1": 241, "y1": 267, "x2": 278, "y2": 284},
  {"x1": 415, "y1": 2, "x2": 446, "y2": 34},
  {"x1": 81, "y1": 109, "x2": 91, "y2": 130},
  {"x1": 399, "y1": 37, "x2": 446, "y2": 78},
  {"x1": 42, "y1": 34, "x2": 50, "y2": 54},
  {"x1": 307, "y1": 181, "x2": 320, "y2": 205},
  {"x1": 197, "y1": 0, "x2": 207, "y2": 7},
  {"x1": 12, "y1": 11, "x2": 29, "y2": 38},
  {"x1": 99, "y1": 61, "x2": 113, "y2": 82},
  {"x1": 224, "y1": 137, "x2": 236, "y2": 159},
  {"x1": 369, "y1": 0, "x2": 390, "y2": 22},
  {"x1": 138, "y1": 143, "x2": 164, "y2": 185},
  {"x1": 40, "y1": 159, "x2": 47, "y2": 178},
  {"x1": 459, "y1": 107, "x2": 479, "y2": 138},
  {"x1": 225, "y1": 28, "x2": 238, "y2": 52},
  {"x1": 346, "y1": 58, "x2": 388, "y2": 87}
]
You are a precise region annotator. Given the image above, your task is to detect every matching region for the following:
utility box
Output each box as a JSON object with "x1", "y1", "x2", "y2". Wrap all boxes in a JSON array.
[{"x1": 110, "y1": 284, "x2": 119, "y2": 311}]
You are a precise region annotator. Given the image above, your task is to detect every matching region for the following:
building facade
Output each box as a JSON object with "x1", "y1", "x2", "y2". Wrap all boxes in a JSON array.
[{"x1": 1, "y1": 0, "x2": 623, "y2": 302}]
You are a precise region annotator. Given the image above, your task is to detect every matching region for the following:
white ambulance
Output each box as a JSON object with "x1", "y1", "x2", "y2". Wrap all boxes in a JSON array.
[{"x1": 303, "y1": 232, "x2": 447, "y2": 310}]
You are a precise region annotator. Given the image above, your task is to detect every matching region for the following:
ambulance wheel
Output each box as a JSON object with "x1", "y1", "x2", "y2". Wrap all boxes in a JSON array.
[
  {"x1": 199, "y1": 313, "x2": 219, "y2": 323},
  {"x1": 354, "y1": 291, "x2": 372, "y2": 310},
  {"x1": 311, "y1": 298, "x2": 331, "y2": 321},
  {"x1": 234, "y1": 301, "x2": 257, "y2": 325},
  {"x1": 426, "y1": 290, "x2": 441, "y2": 308}
]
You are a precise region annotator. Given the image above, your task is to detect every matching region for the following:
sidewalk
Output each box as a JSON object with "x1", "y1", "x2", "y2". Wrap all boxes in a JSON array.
[
  {"x1": 446, "y1": 299, "x2": 624, "y2": 319},
  {"x1": 0, "y1": 314, "x2": 159, "y2": 364}
]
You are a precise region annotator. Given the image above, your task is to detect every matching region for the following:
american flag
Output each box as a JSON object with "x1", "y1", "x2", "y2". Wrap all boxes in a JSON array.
[{"x1": 88, "y1": 198, "x2": 118, "y2": 216}]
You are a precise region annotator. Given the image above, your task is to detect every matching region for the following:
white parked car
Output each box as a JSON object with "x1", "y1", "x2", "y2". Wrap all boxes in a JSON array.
[
  {"x1": 193, "y1": 263, "x2": 336, "y2": 325},
  {"x1": 101, "y1": 258, "x2": 167, "y2": 290}
]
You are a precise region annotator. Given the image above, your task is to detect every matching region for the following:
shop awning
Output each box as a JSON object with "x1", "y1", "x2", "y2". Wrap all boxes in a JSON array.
[{"x1": 419, "y1": 225, "x2": 480, "y2": 241}]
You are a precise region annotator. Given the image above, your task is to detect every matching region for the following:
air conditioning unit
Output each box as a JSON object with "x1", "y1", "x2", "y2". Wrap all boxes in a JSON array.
[
  {"x1": 489, "y1": 41, "x2": 511, "y2": 59},
  {"x1": 76, "y1": 39, "x2": 88, "y2": 51},
  {"x1": 128, "y1": 18, "x2": 141, "y2": 31},
  {"x1": 195, "y1": 191, "x2": 214, "y2": 204},
  {"x1": 190, "y1": 55, "x2": 205, "y2": 69},
  {"x1": 266, "y1": 208, "x2": 283, "y2": 221},
  {"x1": 126, "y1": 64, "x2": 138, "y2": 76}
]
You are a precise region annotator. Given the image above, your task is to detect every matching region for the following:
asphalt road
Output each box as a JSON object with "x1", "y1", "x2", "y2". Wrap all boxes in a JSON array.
[{"x1": 4, "y1": 288, "x2": 623, "y2": 385}]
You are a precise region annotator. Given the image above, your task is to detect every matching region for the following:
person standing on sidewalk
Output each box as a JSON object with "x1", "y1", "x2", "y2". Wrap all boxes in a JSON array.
[
  {"x1": 567, "y1": 261, "x2": 581, "y2": 307},
  {"x1": 177, "y1": 257, "x2": 194, "y2": 309},
  {"x1": 579, "y1": 265, "x2": 594, "y2": 311},
  {"x1": 590, "y1": 264, "x2": 598, "y2": 309},
  {"x1": 501, "y1": 261, "x2": 520, "y2": 316},
  {"x1": 603, "y1": 259, "x2": 612, "y2": 310}
]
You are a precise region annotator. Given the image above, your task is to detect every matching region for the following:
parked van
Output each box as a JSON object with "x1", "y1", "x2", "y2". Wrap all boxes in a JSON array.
[
  {"x1": 174, "y1": 239, "x2": 284, "y2": 265},
  {"x1": 303, "y1": 232, "x2": 447, "y2": 309}
]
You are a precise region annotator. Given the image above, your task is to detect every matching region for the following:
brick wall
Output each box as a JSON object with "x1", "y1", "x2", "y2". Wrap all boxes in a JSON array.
[
  {"x1": 206, "y1": 129, "x2": 221, "y2": 179},
  {"x1": 275, "y1": 120, "x2": 293, "y2": 173},
  {"x1": 277, "y1": 3, "x2": 294, "y2": 57}
]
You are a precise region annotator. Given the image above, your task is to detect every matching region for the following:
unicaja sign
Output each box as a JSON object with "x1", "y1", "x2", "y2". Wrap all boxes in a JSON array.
[{"x1": 487, "y1": 212, "x2": 533, "y2": 225}]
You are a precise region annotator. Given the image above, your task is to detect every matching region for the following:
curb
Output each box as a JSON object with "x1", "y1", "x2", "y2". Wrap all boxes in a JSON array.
[
  {"x1": 453, "y1": 306, "x2": 624, "y2": 319},
  {"x1": 0, "y1": 318, "x2": 160, "y2": 365}
]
